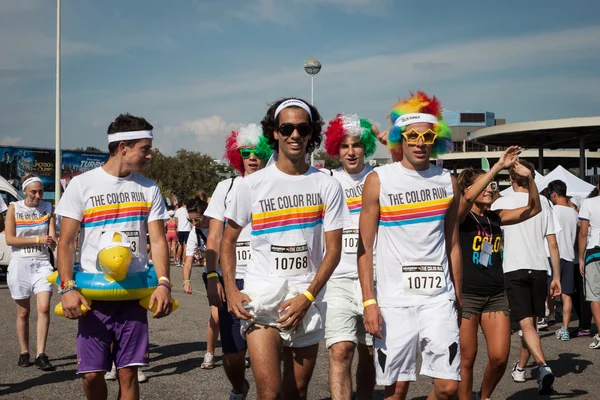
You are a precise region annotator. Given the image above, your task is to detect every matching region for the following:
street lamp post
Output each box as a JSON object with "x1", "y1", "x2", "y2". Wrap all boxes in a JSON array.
[
  {"x1": 55, "y1": 0, "x2": 62, "y2": 203},
  {"x1": 304, "y1": 58, "x2": 321, "y2": 166}
]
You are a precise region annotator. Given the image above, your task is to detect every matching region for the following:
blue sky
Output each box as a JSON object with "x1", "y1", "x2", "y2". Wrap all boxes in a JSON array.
[{"x1": 1, "y1": 0, "x2": 599, "y2": 159}]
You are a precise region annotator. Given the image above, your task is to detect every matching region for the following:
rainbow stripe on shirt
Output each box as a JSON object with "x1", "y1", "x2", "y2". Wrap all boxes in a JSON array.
[
  {"x1": 251, "y1": 205, "x2": 325, "y2": 236},
  {"x1": 82, "y1": 202, "x2": 151, "y2": 228},
  {"x1": 380, "y1": 197, "x2": 453, "y2": 227},
  {"x1": 346, "y1": 196, "x2": 362, "y2": 214},
  {"x1": 15, "y1": 214, "x2": 50, "y2": 229}
]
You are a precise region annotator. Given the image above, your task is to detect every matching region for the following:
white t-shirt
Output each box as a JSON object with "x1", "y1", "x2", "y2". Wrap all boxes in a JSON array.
[
  {"x1": 375, "y1": 162, "x2": 456, "y2": 307},
  {"x1": 55, "y1": 167, "x2": 167, "y2": 274},
  {"x1": 205, "y1": 177, "x2": 251, "y2": 280},
  {"x1": 224, "y1": 164, "x2": 348, "y2": 292},
  {"x1": 11, "y1": 200, "x2": 53, "y2": 260},
  {"x1": 185, "y1": 227, "x2": 215, "y2": 273},
  {"x1": 580, "y1": 197, "x2": 600, "y2": 249},
  {"x1": 552, "y1": 204, "x2": 579, "y2": 262},
  {"x1": 491, "y1": 191, "x2": 558, "y2": 274},
  {"x1": 329, "y1": 165, "x2": 373, "y2": 279},
  {"x1": 175, "y1": 207, "x2": 191, "y2": 232}
]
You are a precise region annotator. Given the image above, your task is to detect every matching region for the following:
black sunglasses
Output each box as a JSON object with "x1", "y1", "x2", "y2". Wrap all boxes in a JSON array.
[{"x1": 277, "y1": 123, "x2": 312, "y2": 137}]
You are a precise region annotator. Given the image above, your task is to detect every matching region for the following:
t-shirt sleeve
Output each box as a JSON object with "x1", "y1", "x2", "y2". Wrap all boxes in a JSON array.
[
  {"x1": 55, "y1": 177, "x2": 85, "y2": 221},
  {"x1": 545, "y1": 200, "x2": 559, "y2": 236},
  {"x1": 148, "y1": 185, "x2": 168, "y2": 223},
  {"x1": 579, "y1": 199, "x2": 591, "y2": 221},
  {"x1": 224, "y1": 179, "x2": 251, "y2": 228},
  {"x1": 0, "y1": 196, "x2": 7, "y2": 213},
  {"x1": 204, "y1": 179, "x2": 229, "y2": 221},
  {"x1": 186, "y1": 230, "x2": 199, "y2": 256},
  {"x1": 323, "y1": 178, "x2": 348, "y2": 232}
]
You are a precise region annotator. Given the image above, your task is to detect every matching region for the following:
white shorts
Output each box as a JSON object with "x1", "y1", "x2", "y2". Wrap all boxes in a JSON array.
[
  {"x1": 7, "y1": 258, "x2": 54, "y2": 300},
  {"x1": 241, "y1": 278, "x2": 324, "y2": 348},
  {"x1": 323, "y1": 277, "x2": 373, "y2": 348},
  {"x1": 375, "y1": 298, "x2": 460, "y2": 385}
]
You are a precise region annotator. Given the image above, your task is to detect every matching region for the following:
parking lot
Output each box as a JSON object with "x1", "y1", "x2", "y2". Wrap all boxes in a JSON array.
[{"x1": 0, "y1": 267, "x2": 599, "y2": 399}]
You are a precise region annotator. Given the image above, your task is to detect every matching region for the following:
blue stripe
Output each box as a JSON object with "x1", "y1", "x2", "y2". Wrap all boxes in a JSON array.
[
  {"x1": 349, "y1": 209, "x2": 361, "y2": 214},
  {"x1": 56, "y1": 265, "x2": 158, "y2": 290},
  {"x1": 579, "y1": 217, "x2": 590, "y2": 221},
  {"x1": 82, "y1": 216, "x2": 146, "y2": 228},
  {"x1": 585, "y1": 253, "x2": 600, "y2": 264},
  {"x1": 16, "y1": 222, "x2": 48, "y2": 229},
  {"x1": 379, "y1": 214, "x2": 445, "y2": 227},
  {"x1": 251, "y1": 220, "x2": 323, "y2": 236}
]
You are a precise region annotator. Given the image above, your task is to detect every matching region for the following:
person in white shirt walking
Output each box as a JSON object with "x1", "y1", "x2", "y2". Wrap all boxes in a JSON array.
[{"x1": 175, "y1": 200, "x2": 191, "y2": 267}]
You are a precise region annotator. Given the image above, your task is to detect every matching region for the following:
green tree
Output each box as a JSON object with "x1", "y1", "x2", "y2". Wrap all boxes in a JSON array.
[{"x1": 75, "y1": 146, "x2": 104, "y2": 153}]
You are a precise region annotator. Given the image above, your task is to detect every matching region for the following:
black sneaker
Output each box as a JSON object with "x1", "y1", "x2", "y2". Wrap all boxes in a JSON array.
[
  {"x1": 18, "y1": 353, "x2": 32, "y2": 367},
  {"x1": 34, "y1": 353, "x2": 55, "y2": 371}
]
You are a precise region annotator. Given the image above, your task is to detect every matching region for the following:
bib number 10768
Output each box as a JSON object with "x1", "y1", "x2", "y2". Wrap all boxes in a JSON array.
[{"x1": 270, "y1": 244, "x2": 309, "y2": 277}]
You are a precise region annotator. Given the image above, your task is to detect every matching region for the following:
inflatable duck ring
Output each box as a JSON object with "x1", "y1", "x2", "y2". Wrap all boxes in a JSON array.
[{"x1": 48, "y1": 231, "x2": 178, "y2": 317}]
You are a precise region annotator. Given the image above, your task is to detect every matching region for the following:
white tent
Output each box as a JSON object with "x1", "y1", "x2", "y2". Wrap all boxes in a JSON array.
[{"x1": 500, "y1": 165, "x2": 595, "y2": 198}]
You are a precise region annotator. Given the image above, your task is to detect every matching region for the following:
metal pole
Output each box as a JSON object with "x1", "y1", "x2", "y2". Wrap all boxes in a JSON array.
[
  {"x1": 55, "y1": 0, "x2": 62, "y2": 204},
  {"x1": 580, "y1": 135, "x2": 586, "y2": 179},
  {"x1": 538, "y1": 143, "x2": 544, "y2": 175},
  {"x1": 310, "y1": 75, "x2": 314, "y2": 166}
]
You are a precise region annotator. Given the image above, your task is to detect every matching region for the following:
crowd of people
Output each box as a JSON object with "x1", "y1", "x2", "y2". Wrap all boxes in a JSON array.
[{"x1": 1, "y1": 91, "x2": 600, "y2": 400}]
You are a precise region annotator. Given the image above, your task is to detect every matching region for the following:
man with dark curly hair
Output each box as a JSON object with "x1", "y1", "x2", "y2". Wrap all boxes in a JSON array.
[{"x1": 220, "y1": 98, "x2": 349, "y2": 399}]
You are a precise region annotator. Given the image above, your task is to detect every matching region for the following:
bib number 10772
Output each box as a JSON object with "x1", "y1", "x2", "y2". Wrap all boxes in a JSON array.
[
  {"x1": 402, "y1": 265, "x2": 446, "y2": 296},
  {"x1": 270, "y1": 244, "x2": 309, "y2": 277}
]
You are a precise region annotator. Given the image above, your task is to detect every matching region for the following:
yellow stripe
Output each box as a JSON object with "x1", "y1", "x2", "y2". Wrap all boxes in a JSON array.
[
  {"x1": 381, "y1": 197, "x2": 453, "y2": 211},
  {"x1": 83, "y1": 201, "x2": 152, "y2": 215},
  {"x1": 79, "y1": 287, "x2": 154, "y2": 300},
  {"x1": 252, "y1": 204, "x2": 324, "y2": 219}
]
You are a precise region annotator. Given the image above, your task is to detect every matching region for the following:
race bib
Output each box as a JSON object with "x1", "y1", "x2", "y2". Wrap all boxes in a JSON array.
[
  {"x1": 122, "y1": 230, "x2": 141, "y2": 257},
  {"x1": 342, "y1": 229, "x2": 359, "y2": 254},
  {"x1": 236, "y1": 241, "x2": 251, "y2": 266},
  {"x1": 402, "y1": 264, "x2": 446, "y2": 296},
  {"x1": 479, "y1": 240, "x2": 493, "y2": 267},
  {"x1": 21, "y1": 245, "x2": 44, "y2": 257},
  {"x1": 270, "y1": 244, "x2": 309, "y2": 277}
]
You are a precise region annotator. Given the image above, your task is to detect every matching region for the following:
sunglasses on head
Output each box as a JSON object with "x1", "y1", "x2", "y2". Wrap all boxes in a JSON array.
[
  {"x1": 187, "y1": 217, "x2": 203, "y2": 223},
  {"x1": 467, "y1": 181, "x2": 498, "y2": 192},
  {"x1": 239, "y1": 148, "x2": 266, "y2": 160},
  {"x1": 277, "y1": 123, "x2": 312, "y2": 137},
  {"x1": 402, "y1": 128, "x2": 438, "y2": 145}
]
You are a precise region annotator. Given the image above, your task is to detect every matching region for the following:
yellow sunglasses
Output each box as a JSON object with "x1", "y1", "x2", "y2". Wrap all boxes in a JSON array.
[{"x1": 402, "y1": 128, "x2": 438, "y2": 145}]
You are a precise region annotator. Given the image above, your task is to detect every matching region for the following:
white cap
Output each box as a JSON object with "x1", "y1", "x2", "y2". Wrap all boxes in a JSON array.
[{"x1": 168, "y1": 210, "x2": 175, "y2": 217}]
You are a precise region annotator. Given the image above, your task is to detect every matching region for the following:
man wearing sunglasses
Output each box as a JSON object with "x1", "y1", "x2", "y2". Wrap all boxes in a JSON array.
[
  {"x1": 358, "y1": 92, "x2": 462, "y2": 400},
  {"x1": 203, "y1": 124, "x2": 271, "y2": 399},
  {"x1": 221, "y1": 98, "x2": 348, "y2": 399},
  {"x1": 321, "y1": 113, "x2": 380, "y2": 399}
]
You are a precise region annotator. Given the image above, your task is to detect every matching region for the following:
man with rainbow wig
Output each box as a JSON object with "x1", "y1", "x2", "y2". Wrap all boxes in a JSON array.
[
  {"x1": 201, "y1": 123, "x2": 272, "y2": 399},
  {"x1": 358, "y1": 91, "x2": 462, "y2": 400},
  {"x1": 322, "y1": 114, "x2": 378, "y2": 399}
]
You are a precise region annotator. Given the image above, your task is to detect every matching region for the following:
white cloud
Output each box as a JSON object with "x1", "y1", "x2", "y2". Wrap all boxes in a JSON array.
[{"x1": 0, "y1": 136, "x2": 22, "y2": 146}]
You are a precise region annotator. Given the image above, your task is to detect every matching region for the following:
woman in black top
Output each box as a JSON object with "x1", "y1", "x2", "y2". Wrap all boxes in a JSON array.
[{"x1": 457, "y1": 146, "x2": 542, "y2": 400}]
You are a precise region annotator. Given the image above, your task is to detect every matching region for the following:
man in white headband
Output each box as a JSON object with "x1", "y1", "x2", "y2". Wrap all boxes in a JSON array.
[
  {"x1": 56, "y1": 113, "x2": 171, "y2": 400},
  {"x1": 221, "y1": 98, "x2": 349, "y2": 399}
]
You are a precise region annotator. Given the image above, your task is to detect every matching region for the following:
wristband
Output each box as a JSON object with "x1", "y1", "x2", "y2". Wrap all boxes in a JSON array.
[
  {"x1": 59, "y1": 286, "x2": 77, "y2": 295},
  {"x1": 183, "y1": 279, "x2": 191, "y2": 285},
  {"x1": 363, "y1": 299, "x2": 377, "y2": 307},
  {"x1": 302, "y1": 290, "x2": 315, "y2": 303},
  {"x1": 157, "y1": 282, "x2": 172, "y2": 291},
  {"x1": 35, "y1": 236, "x2": 40, "y2": 244},
  {"x1": 158, "y1": 276, "x2": 171, "y2": 284},
  {"x1": 206, "y1": 272, "x2": 219, "y2": 279}
]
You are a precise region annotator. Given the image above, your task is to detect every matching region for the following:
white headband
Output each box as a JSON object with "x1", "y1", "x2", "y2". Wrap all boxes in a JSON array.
[
  {"x1": 107, "y1": 130, "x2": 153, "y2": 144},
  {"x1": 274, "y1": 99, "x2": 313, "y2": 121},
  {"x1": 393, "y1": 113, "x2": 438, "y2": 128},
  {"x1": 23, "y1": 177, "x2": 42, "y2": 190}
]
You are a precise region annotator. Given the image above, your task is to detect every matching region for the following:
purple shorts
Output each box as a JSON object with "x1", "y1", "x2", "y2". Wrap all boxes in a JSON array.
[{"x1": 77, "y1": 300, "x2": 149, "y2": 374}]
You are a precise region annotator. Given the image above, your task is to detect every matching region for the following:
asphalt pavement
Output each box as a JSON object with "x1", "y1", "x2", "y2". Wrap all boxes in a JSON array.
[{"x1": 0, "y1": 266, "x2": 598, "y2": 399}]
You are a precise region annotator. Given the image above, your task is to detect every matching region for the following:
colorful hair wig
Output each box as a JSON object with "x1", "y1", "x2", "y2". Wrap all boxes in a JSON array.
[
  {"x1": 224, "y1": 123, "x2": 272, "y2": 174},
  {"x1": 388, "y1": 91, "x2": 452, "y2": 158},
  {"x1": 324, "y1": 114, "x2": 377, "y2": 158}
]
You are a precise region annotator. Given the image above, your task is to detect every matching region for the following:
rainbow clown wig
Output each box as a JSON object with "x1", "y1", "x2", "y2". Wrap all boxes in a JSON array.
[
  {"x1": 388, "y1": 91, "x2": 452, "y2": 158},
  {"x1": 224, "y1": 123, "x2": 273, "y2": 174},
  {"x1": 324, "y1": 114, "x2": 377, "y2": 158}
]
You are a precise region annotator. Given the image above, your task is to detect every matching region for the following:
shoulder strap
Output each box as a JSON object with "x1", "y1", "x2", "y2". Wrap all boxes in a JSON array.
[
  {"x1": 330, "y1": 169, "x2": 333, "y2": 176},
  {"x1": 196, "y1": 228, "x2": 207, "y2": 244},
  {"x1": 224, "y1": 176, "x2": 237, "y2": 207}
]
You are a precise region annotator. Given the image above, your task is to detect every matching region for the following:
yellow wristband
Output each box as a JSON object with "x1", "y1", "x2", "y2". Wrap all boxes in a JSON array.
[
  {"x1": 206, "y1": 272, "x2": 219, "y2": 279},
  {"x1": 363, "y1": 299, "x2": 377, "y2": 307},
  {"x1": 35, "y1": 236, "x2": 40, "y2": 244},
  {"x1": 302, "y1": 290, "x2": 315, "y2": 303},
  {"x1": 158, "y1": 276, "x2": 171, "y2": 284}
]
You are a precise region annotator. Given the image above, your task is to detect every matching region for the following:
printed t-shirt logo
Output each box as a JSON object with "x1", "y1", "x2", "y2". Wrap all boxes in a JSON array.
[
  {"x1": 82, "y1": 201, "x2": 151, "y2": 228},
  {"x1": 380, "y1": 197, "x2": 453, "y2": 227},
  {"x1": 251, "y1": 205, "x2": 324, "y2": 236}
]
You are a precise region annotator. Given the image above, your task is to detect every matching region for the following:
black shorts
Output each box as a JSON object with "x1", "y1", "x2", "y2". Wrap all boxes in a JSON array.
[
  {"x1": 547, "y1": 258, "x2": 576, "y2": 295},
  {"x1": 504, "y1": 269, "x2": 547, "y2": 322},
  {"x1": 202, "y1": 273, "x2": 247, "y2": 354},
  {"x1": 177, "y1": 231, "x2": 190, "y2": 244},
  {"x1": 461, "y1": 292, "x2": 510, "y2": 319}
]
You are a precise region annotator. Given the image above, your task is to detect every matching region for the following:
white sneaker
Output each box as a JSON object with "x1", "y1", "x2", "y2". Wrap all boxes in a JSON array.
[
  {"x1": 590, "y1": 334, "x2": 600, "y2": 349},
  {"x1": 201, "y1": 352, "x2": 215, "y2": 369},
  {"x1": 511, "y1": 362, "x2": 526, "y2": 383},
  {"x1": 137, "y1": 368, "x2": 148, "y2": 383},
  {"x1": 105, "y1": 364, "x2": 117, "y2": 381},
  {"x1": 537, "y1": 318, "x2": 548, "y2": 329},
  {"x1": 538, "y1": 365, "x2": 555, "y2": 395}
]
